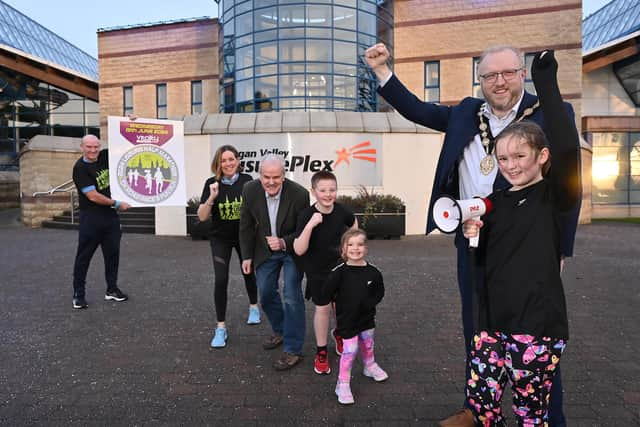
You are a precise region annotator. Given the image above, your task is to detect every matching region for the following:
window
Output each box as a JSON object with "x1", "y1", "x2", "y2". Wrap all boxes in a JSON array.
[
  {"x1": 591, "y1": 132, "x2": 640, "y2": 204},
  {"x1": 191, "y1": 81, "x2": 203, "y2": 114},
  {"x1": 472, "y1": 57, "x2": 483, "y2": 99},
  {"x1": 524, "y1": 52, "x2": 537, "y2": 95},
  {"x1": 614, "y1": 57, "x2": 640, "y2": 107},
  {"x1": 216, "y1": 0, "x2": 391, "y2": 112},
  {"x1": 123, "y1": 86, "x2": 133, "y2": 116},
  {"x1": 424, "y1": 61, "x2": 440, "y2": 103},
  {"x1": 156, "y1": 84, "x2": 167, "y2": 119}
]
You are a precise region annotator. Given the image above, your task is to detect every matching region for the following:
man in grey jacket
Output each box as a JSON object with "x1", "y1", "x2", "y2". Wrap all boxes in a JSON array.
[{"x1": 239, "y1": 154, "x2": 309, "y2": 371}]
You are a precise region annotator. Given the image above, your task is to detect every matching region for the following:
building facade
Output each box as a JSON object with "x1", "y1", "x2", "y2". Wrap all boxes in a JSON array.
[
  {"x1": 97, "y1": 18, "x2": 220, "y2": 139},
  {"x1": 94, "y1": 1, "x2": 590, "y2": 234},
  {"x1": 97, "y1": 1, "x2": 583, "y2": 121},
  {"x1": 582, "y1": 0, "x2": 640, "y2": 218},
  {"x1": 217, "y1": 0, "x2": 393, "y2": 113},
  {"x1": 0, "y1": 0, "x2": 99, "y2": 170},
  {"x1": 391, "y1": 1, "x2": 582, "y2": 110}
]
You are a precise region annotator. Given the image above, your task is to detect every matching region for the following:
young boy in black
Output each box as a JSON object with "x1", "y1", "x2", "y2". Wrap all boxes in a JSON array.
[{"x1": 294, "y1": 171, "x2": 356, "y2": 374}]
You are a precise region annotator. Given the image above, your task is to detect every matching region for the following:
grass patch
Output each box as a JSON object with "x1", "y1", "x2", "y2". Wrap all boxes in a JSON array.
[{"x1": 592, "y1": 217, "x2": 640, "y2": 224}]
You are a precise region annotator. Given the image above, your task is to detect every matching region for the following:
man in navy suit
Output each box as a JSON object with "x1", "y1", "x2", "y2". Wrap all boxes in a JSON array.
[{"x1": 365, "y1": 43, "x2": 579, "y2": 427}]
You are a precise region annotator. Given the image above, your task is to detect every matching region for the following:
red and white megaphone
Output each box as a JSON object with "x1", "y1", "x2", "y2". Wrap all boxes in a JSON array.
[{"x1": 433, "y1": 196, "x2": 493, "y2": 248}]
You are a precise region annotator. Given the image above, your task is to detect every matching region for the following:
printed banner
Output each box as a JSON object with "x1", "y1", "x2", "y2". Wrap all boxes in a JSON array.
[
  {"x1": 108, "y1": 116, "x2": 186, "y2": 207},
  {"x1": 215, "y1": 133, "x2": 382, "y2": 186}
]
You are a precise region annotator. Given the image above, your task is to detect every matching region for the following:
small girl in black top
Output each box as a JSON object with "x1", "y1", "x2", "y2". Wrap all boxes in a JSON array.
[
  {"x1": 323, "y1": 228, "x2": 387, "y2": 405},
  {"x1": 462, "y1": 51, "x2": 581, "y2": 426},
  {"x1": 198, "y1": 145, "x2": 259, "y2": 348}
]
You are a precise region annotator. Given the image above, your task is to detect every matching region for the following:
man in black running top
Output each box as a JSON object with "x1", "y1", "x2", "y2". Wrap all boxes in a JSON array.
[{"x1": 71, "y1": 134, "x2": 131, "y2": 309}]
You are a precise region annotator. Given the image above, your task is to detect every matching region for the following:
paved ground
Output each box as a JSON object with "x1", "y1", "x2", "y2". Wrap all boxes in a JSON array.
[{"x1": 1, "y1": 216, "x2": 639, "y2": 426}]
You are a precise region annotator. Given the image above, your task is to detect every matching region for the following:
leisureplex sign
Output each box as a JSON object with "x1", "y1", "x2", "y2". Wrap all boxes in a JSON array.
[{"x1": 216, "y1": 133, "x2": 382, "y2": 186}]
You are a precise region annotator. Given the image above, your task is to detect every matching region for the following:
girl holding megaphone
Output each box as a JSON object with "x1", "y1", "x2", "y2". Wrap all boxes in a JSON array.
[{"x1": 460, "y1": 50, "x2": 581, "y2": 426}]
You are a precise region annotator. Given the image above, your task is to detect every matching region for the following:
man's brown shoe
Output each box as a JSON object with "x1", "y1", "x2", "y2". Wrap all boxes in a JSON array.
[
  {"x1": 262, "y1": 334, "x2": 283, "y2": 350},
  {"x1": 273, "y1": 352, "x2": 303, "y2": 371},
  {"x1": 438, "y1": 408, "x2": 475, "y2": 427}
]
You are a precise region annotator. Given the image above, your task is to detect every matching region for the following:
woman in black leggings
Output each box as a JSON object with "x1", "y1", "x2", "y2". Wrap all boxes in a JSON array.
[{"x1": 198, "y1": 145, "x2": 259, "y2": 348}]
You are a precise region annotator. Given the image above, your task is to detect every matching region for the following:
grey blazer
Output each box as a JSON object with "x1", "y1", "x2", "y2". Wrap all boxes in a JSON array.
[{"x1": 239, "y1": 178, "x2": 310, "y2": 270}]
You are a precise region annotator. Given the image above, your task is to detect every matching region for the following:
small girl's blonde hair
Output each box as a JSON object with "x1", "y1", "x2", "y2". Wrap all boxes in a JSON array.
[{"x1": 340, "y1": 228, "x2": 368, "y2": 261}]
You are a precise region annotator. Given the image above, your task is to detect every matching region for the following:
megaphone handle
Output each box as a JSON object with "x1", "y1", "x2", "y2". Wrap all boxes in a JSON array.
[{"x1": 468, "y1": 215, "x2": 480, "y2": 248}]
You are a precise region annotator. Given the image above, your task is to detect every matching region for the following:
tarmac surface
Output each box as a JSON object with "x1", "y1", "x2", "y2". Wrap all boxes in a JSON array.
[{"x1": 1, "y1": 216, "x2": 639, "y2": 426}]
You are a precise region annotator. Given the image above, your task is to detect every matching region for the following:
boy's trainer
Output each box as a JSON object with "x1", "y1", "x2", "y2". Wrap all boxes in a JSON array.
[
  {"x1": 314, "y1": 349, "x2": 331, "y2": 375},
  {"x1": 331, "y1": 328, "x2": 343, "y2": 356},
  {"x1": 105, "y1": 288, "x2": 128, "y2": 302}
]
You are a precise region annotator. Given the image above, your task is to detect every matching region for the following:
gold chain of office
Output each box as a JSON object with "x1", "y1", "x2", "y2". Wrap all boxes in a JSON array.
[{"x1": 476, "y1": 101, "x2": 540, "y2": 175}]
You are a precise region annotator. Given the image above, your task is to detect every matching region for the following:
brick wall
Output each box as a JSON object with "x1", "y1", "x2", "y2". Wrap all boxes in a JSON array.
[
  {"x1": 98, "y1": 19, "x2": 219, "y2": 141},
  {"x1": 392, "y1": 1, "x2": 582, "y2": 112},
  {"x1": 19, "y1": 136, "x2": 81, "y2": 227},
  {"x1": 0, "y1": 172, "x2": 19, "y2": 209}
]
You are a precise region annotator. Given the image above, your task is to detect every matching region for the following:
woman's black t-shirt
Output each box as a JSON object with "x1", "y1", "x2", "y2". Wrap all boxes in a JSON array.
[{"x1": 199, "y1": 173, "x2": 252, "y2": 241}]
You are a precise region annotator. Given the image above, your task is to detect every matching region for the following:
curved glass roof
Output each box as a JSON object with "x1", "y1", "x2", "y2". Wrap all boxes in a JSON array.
[
  {"x1": 583, "y1": 0, "x2": 640, "y2": 53},
  {"x1": 0, "y1": 1, "x2": 98, "y2": 80}
]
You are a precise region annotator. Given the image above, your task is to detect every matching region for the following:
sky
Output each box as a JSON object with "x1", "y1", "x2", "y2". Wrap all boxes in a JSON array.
[
  {"x1": 3, "y1": 0, "x2": 219, "y2": 57},
  {"x1": 4, "y1": 0, "x2": 614, "y2": 59},
  {"x1": 583, "y1": 0, "x2": 613, "y2": 17}
]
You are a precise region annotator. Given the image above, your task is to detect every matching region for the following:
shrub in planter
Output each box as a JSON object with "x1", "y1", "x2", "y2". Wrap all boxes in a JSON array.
[
  {"x1": 337, "y1": 187, "x2": 406, "y2": 239},
  {"x1": 186, "y1": 196, "x2": 211, "y2": 240}
]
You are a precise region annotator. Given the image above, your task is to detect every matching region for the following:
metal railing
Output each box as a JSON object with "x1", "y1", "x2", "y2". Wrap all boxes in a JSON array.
[{"x1": 33, "y1": 179, "x2": 78, "y2": 223}]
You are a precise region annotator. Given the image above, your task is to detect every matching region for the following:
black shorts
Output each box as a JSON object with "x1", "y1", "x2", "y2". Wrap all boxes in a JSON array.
[{"x1": 305, "y1": 276, "x2": 331, "y2": 306}]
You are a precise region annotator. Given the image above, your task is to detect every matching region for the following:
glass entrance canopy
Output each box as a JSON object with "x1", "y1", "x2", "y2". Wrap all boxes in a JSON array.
[{"x1": 217, "y1": 0, "x2": 393, "y2": 113}]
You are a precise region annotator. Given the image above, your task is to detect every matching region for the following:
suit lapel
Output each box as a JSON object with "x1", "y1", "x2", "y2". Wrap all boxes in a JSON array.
[
  {"x1": 517, "y1": 91, "x2": 538, "y2": 117},
  {"x1": 255, "y1": 184, "x2": 272, "y2": 235},
  {"x1": 442, "y1": 99, "x2": 484, "y2": 177}
]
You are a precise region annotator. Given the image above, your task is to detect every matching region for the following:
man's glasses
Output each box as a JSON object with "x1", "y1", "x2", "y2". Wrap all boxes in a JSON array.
[{"x1": 479, "y1": 68, "x2": 523, "y2": 84}]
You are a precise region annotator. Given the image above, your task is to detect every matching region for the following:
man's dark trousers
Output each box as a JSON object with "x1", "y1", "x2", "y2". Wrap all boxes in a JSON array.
[
  {"x1": 73, "y1": 209, "x2": 121, "y2": 297},
  {"x1": 457, "y1": 243, "x2": 566, "y2": 427}
]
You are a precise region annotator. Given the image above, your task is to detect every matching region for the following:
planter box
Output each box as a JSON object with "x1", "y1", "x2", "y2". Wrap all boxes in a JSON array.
[
  {"x1": 355, "y1": 212, "x2": 405, "y2": 239},
  {"x1": 186, "y1": 207, "x2": 210, "y2": 240}
]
